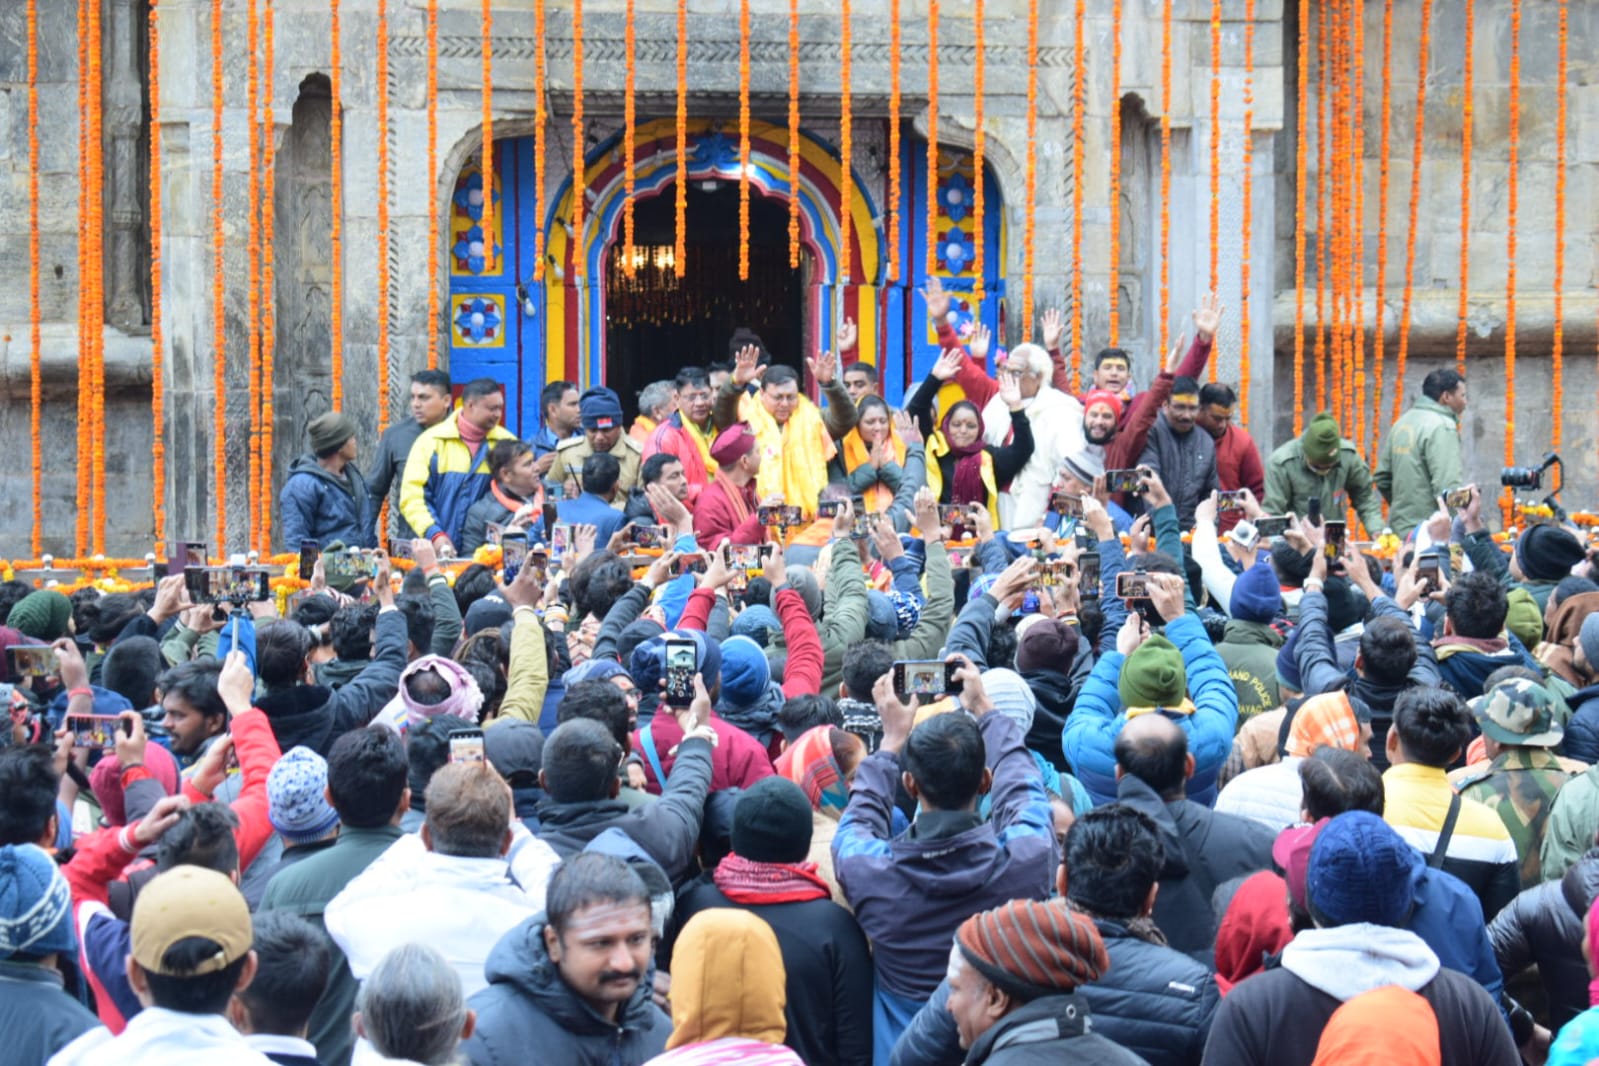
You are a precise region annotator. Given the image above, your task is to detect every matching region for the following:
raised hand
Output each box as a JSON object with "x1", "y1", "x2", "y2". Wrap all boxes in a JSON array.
[
  {"x1": 893, "y1": 409, "x2": 923, "y2": 446},
  {"x1": 998, "y1": 370, "x2": 1024, "y2": 412},
  {"x1": 837, "y1": 317, "x2": 859, "y2": 354},
  {"x1": 732, "y1": 343, "x2": 762, "y2": 387},
  {"x1": 872, "y1": 670, "x2": 919, "y2": 755},
  {"x1": 1192, "y1": 291, "x2": 1224, "y2": 343},
  {"x1": 1147, "y1": 572, "x2": 1187, "y2": 623},
  {"x1": 920, "y1": 275, "x2": 952, "y2": 322},
  {"x1": 1041, "y1": 307, "x2": 1065, "y2": 352},
  {"x1": 807, "y1": 349, "x2": 839, "y2": 386},
  {"x1": 762, "y1": 541, "x2": 788, "y2": 587},
  {"x1": 931, "y1": 348, "x2": 965, "y2": 382},
  {"x1": 968, "y1": 323, "x2": 993, "y2": 363}
]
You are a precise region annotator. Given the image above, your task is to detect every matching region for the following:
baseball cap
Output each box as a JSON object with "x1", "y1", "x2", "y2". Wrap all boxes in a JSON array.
[{"x1": 131, "y1": 865, "x2": 253, "y2": 976}]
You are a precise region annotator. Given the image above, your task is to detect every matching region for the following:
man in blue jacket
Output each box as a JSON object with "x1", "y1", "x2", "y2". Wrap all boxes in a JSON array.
[
  {"x1": 280, "y1": 412, "x2": 377, "y2": 549},
  {"x1": 832, "y1": 658, "x2": 1056, "y2": 1063},
  {"x1": 554, "y1": 453, "x2": 628, "y2": 547},
  {"x1": 1062, "y1": 571, "x2": 1239, "y2": 807}
]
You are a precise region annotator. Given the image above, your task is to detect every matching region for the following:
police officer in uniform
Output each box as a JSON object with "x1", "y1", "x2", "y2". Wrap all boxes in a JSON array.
[{"x1": 548, "y1": 386, "x2": 643, "y2": 498}]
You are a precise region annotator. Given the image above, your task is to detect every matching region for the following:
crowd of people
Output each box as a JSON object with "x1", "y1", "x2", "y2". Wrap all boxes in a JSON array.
[{"x1": 4, "y1": 294, "x2": 1599, "y2": 1066}]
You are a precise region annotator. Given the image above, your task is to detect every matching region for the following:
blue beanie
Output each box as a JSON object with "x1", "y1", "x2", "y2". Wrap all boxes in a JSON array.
[
  {"x1": 898, "y1": 535, "x2": 927, "y2": 575},
  {"x1": 864, "y1": 591, "x2": 897, "y2": 642},
  {"x1": 579, "y1": 386, "x2": 624, "y2": 431},
  {"x1": 1306, "y1": 811, "x2": 1416, "y2": 928},
  {"x1": 563, "y1": 658, "x2": 630, "y2": 687},
  {"x1": 1275, "y1": 627, "x2": 1304, "y2": 693},
  {"x1": 731, "y1": 605, "x2": 781, "y2": 647},
  {"x1": 1229, "y1": 562, "x2": 1283, "y2": 624},
  {"x1": 0, "y1": 843, "x2": 76, "y2": 959},
  {"x1": 890, "y1": 591, "x2": 923, "y2": 639},
  {"x1": 719, "y1": 636, "x2": 772, "y2": 709},
  {"x1": 631, "y1": 630, "x2": 722, "y2": 697}
]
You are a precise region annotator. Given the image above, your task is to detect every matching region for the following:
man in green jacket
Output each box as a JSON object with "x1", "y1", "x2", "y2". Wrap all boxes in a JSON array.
[
  {"x1": 1264, "y1": 411, "x2": 1385, "y2": 537},
  {"x1": 1375, "y1": 369, "x2": 1467, "y2": 538}
]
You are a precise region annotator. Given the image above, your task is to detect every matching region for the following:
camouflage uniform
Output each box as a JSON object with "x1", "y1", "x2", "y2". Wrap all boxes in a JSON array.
[{"x1": 1452, "y1": 678, "x2": 1577, "y2": 889}]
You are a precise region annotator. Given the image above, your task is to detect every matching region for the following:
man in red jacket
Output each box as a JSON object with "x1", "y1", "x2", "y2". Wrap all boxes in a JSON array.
[
  {"x1": 1198, "y1": 382, "x2": 1266, "y2": 534},
  {"x1": 693, "y1": 422, "x2": 775, "y2": 549}
]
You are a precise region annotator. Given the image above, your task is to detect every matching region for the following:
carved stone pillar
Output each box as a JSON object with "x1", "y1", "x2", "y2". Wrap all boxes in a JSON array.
[{"x1": 104, "y1": 0, "x2": 149, "y2": 332}]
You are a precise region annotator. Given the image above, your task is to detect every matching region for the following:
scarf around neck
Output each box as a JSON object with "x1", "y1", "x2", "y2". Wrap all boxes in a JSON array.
[
  {"x1": 713, "y1": 852, "x2": 831, "y2": 905},
  {"x1": 940, "y1": 405, "x2": 989, "y2": 506},
  {"x1": 741, "y1": 390, "x2": 833, "y2": 516},
  {"x1": 712, "y1": 468, "x2": 756, "y2": 528},
  {"x1": 842, "y1": 426, "x2": 907, "y2": 513}
]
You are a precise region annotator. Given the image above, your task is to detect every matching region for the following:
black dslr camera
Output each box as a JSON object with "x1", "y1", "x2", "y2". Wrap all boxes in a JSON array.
[{"x1": 1501, "y1": 452, "x2": 1560, "y2": 492}]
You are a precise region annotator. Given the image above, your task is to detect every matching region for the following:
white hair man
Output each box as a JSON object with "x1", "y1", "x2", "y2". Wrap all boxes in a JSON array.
[{"x1": 983, "y1": 343, "x2": 1086, "y2": 528}]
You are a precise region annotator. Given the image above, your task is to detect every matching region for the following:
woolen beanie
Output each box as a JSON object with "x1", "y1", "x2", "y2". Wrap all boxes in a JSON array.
[
  {"x1": 1306, "y1": 811, "x2": 1415, "y2": 928},
  {"x1": 7, "y1": 591, "x2": 73, "y2": 642},
  {"x1": 1323, "y1": 576, "x2": 1368, "y2": 634},
  {"x1": 719, "y1": 636, "x2": 772, "y2": 709},
  {"x1": 889, "y1": 591, "x2": 923, "y2": 640},
  {"x1": 0, "y1": 843, "x2": 77, "y2": 960},
  {"x1": 982, "y1": 669, "x2": 1037, "y2": 735},
  {"x1": 1301, "y1": 412, "x2": 1342, "y2": 466},
  {"x1": 1580, "y1": 614, "x2": 1599, "y2": 679},
  {"x1": 463, "y1": 595, "x2": 514, "y2": 637},
  {"x1": 267, "y1": 746, "x2": 340, "y2": 845},
  {"x1": 1118, "y1": 634, "x2": 1187, "y2": 709},
  {"x1": 731, "y1": 605, "x2": 781, "y2": 647},
  {"x1": 308, "y1": 411, "x2": 358, "y2": 455},
  {"x1": 957, "y1": 900, "x2": 1108, "y2": 1000},
  {"x1": 578, "y1": 387, "x2": 624, "y2": 432},
  {"x1": 731, "y1": 776, "x2": 814, "y2": 863},
  {"x1": 1015, "y1": 616, "x2": 1077, "y2": 675},
  {"x1": 1515, "y1": 524, "x2": 1587, "y2": 583},
  {"x1": 864, "y1": 591, "x2": 897, "y2": 642},
  {"x1": 1229, "y1": 562, "x2": 1283, "y2": 624},
  {"x1": 784, "y1": 566, "x2": 823, "y2": 618},
  {"x1": 631, "y1": 630, "x2": 721, "y2": 697}
]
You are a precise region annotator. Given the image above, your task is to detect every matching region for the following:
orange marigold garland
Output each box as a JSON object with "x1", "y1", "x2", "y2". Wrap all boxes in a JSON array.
[
  {"x1": 260, "y1": 0, "x2": 277, "y2": 551},
  {"x1": 925, "y1": 0, "x2": 940, "y2": 281},
  {"x1": 570, "y1": 0, "x2": 585, "y2": 282},
  {"x1": 1292, "y1": 0, "x2": 1308, "y2": 435},
  {"x1": 737, "y1": 0, "x2": 750, "y2": 281},
  {"x1": 211, "y1": 0, "x2": 227, "y2": 547},
  {"x1": 90, "y1": 0, "x2": 107, "y2": 553},
  {"x1": 1313, "y1": 2, "x2": 1329, "y2": 413},
  {"x1": 375, "y1": 0, "x2": 391, "y2": 436},
  {"x1": 624, "y1": 0, "x2": 638, "y2": 274},
  {"x1": 839, "y1": 0, "x2": 853, "y2": 286},
  {"x1": 75, "y1": 0, "x2": 88, "y2": 557},
  {"x1": 1371, "y1": 0, "x2": 1394, "y2": 457},
  {"x1": 1453, "y1": 0, "x2": 1473, "y2": 378},
  {"x1": 786, "y1": 0, "x2": 801, "y2": 270},
  {"x1": 1068, "y1": 0, "x2": 1085, "y2": 374},
  {"x1": 1107, "y1": 0, "x2": 1123, "y2": 346},
  {"x1": 1502, "y1": 0, "x2": 1520, "y2": 524},
  {"x1": 970, "y1": 0, "x2": 985, "y2": 307},
  {"x1": 1550, "y1": 0, "x2": 1567, "y2": 450},
  {"x1": 1207, "y1": 0, "x2": 1221, "y2": 382},
  {"x1": 1158, "y1": 0, "x2": 1172, "y2": 359},
  {"x1": 1327, "y1": 5, "x2": 1344, "y2": 427},
  {"x1": 329, "y1": 0, "x2": 343, "y2": 409},
  {"x1": 1392, "y1": 0, "x2": 1431, "y2": 424},
  {"x1": 28, "y1": 0, "x2": 42, "y2": 554},
  {"x1": 1021, "y1": 0, "x2": 1037, "y2": 332},
  {"x1": 427, "y1": 0, "x2": 442, "y2": 359},
  {"x1": 532, "y1": 0, "x2": 547, "y2": 284},
  {"x1": 888, "y1": 0, "x2": 902, "y2": 284},
  {"x1": 247, "y1": 0, "x2": 261, "y2": 544},
  {"x1": 674, "y1": 0, "x2": 687, "y2": 278},
  {"x1": 1348, "y1": 0, "x2": 1366, "y2": 454},
  {"x1": 1238, "y1": 0, "x2": 1255, "y2": 427}
]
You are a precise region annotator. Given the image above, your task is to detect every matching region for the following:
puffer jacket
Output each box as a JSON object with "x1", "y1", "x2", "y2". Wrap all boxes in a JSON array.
[
  {"x1": 1562, "y1": 684, "x2": 1599, "y2": 765},
  {"x1": 465, "y1": 914, "x2": 671, "y2": 1066},
  {"x1": 279, "y1": 455, "x2": 377, "y2": 549},
  {"x1": 1433, "y1": 635, "x2": 1540, "y2": 701},
  {"x1": 1061, "y1": 613, "x2": 1240, "y2": 807},
  {"x1": 891, "y1": 913, "x2": 1217, "y2": 1066},
  {"x1": 1488, "y1": 847, "x2": 1599, "y2": 1032}
]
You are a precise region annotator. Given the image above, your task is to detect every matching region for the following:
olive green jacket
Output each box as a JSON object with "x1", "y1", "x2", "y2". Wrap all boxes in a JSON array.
[
  {"x1": 1263, "y1": 436, "x2": 1384, "y2": 537},
  {"x1": 1375, "y1": 397, "x2": 1463, "y2": 538}
]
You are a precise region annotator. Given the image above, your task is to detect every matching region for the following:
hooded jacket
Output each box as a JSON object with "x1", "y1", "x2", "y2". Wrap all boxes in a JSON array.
[
  {"x1": 465, "y1": 914, "x2": 671, "y2": 1066},
  {"x1": 254, "y1": 608, "x2": 408, "y2": 757},
  {"x1": 280, "y1": 454, "x2": 378, "y2": 549},
  {"x1": 963, "y1": 994, "x2": 1152, "y2": 1066},
  {"x1": 1561, "y1": 683, "x2": 1599, "y2": 765},
  {"x1": 1488, "y1": 847, "x2": 1599, "y2": 1031},
  {"x1": 665, "y1": 909, "x2": 790, "y2": 1051},
  {"x1": 1201, "y1": 925, "x2": 1517, "y2": 1066},
  {"x1": 1114, "y1": 774, "x2": 1276, "y2": 963},
  {"x1": 1433, "y1": 634, "x2": 1540, "y2": 701}
]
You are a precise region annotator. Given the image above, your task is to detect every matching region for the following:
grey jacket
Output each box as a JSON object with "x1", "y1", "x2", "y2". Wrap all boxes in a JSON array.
[{"x1": 1137, "y1": 415, "x2": 1218, "y2": 530}]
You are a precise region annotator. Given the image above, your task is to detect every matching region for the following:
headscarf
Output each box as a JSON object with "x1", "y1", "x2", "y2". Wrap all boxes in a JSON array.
[
  {"x1": 1213, "y1": 871, "x2": 1294, "y2": 994},
  {"x1": 940, "y1": 401, "x2": 988, "y2": 507},
  {"x1": 1538, "y1": 590, "x2": 1599, "y2": 686},
  {"x1": 374, "y1": 655, "x2": 485, "y2": 732},
  {"x1": 666, "y1": 909, "x2": 788, "y2": 1050},
  {"x1": 90, "y1": 744, "x2": 180, "y2": 827},
  {"x1": 1310, "y1": 986, "x2": 1441, "y2": 1066},
  {"x1": 773, "y1": 725, "x2": 850, "y2": 816},
  {"x1": 1283, "y1": 691, "x2": 1366, "y2": 758}
]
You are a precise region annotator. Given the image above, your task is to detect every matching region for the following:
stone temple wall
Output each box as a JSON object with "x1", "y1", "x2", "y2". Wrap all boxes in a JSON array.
[{"x1": 0, "y1": 0, "x2": 1592, "y2": 555}]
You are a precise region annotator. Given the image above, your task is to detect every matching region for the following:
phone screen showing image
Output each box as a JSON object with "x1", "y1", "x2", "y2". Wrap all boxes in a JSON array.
[
  {"x1": 298, "y1": 540, "x2": 320, "y2": 581},
  {"x1": 448, "y1": 730, "x2": 485, "y2": 764},
  {"x1": 664, "y1": 639, "x2": 698, "y2": 709}
]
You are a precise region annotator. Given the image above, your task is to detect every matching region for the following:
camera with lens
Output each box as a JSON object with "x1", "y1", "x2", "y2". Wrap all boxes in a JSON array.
[{"x1": 1500, "y1": 452, "x2": 1560, "y2": 491}]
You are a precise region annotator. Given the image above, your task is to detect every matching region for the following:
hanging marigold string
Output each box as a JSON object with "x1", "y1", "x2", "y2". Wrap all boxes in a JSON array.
[
  {"x1": 674, "y1": 0, "x2": 687, "y2": 277},
  {"x1": 260, "y1": 0, "x2": 276, "y2": 552},
  {"x1": 1313, "y1": 1, "x2": 1329, "y2": 413},
  {"x1": 621, "y1": 0, "x2": 636, "y2": 274},
  {"x1": 75, "y1": 0, "x2": 88, "y2": 558},
  {"x1": 1392, "y1": 0, "x2": 1431, "y2": 425},
  {"x1": 1021, "y1": 0, "x2": 1037, "y2": 331},
  {"x1": 247, "y1": 0, "x2": 261, "y2": 545},
  {"x1": 737, "y1": 0, "x2": 750, "y2": 281},
  {"x1": 28, "y1": 0, "x2": 42, "y2": 554},
  {"x1": 531, "y1": 0, "x2": 547, "y2": 285},
  {"x1": 1348, "y1": 0, "x2": 1367, "y2": 455},
  {"x1": 970, "y1": 0, "x2": 985, "y2": 307},
  {"x1": 375, "y1": 0, "x2": 391, "y2": 437},
  {"x1": 838, "y1": 0, "x2": 853, "y2": 286},
  {"x1": 887, "y1": 0, "x2": 902, "y2": 284},
  {"x1": 1207, "y1": 0, "x2": 1221, "y2": 382},
  {"x1": 1107, "y1": 0, "x2": 1123, "y2": 346},
  {"x1": 211, "y1": 0, "x2": 227, "y2": 547},
  {"x1": 1370, "y1": 0, "x2": 1394, "y2": 458},
  {"x1": 786, "y1": 0, "x2": 801, "y2": 269},
  {"x1": 1292, "y1": 0, "x2": 1308, "y2": 436},
  {"x1": 1158, "y1": 0, "x2": 1172, "y2": 359},
  {"x1": 570, "y1": 0, "x2": 585, "y2": 282},
  {"x1": 1453, "y1": 0, "x2": 1472, "y2": 378},
  {"x1": 1501, "y1": 0, "x2": 1520, "y2": 525},
  {"x1": 90, "y1": 0, "x2": 107, "y2": 554},
  {"x1": 1068, "y1": 0, "x2": 1085, "y2": 374},
  {"x1": 925, "y1": 0, "x2": 940, "y2": 281},
  {"x1": 427, "y1": 0, "x2": 441, "y2": 360},
  {"x1": 329, "y1": 0, "x2": 343, "y2": 409},
  {"x1": 1328, "y1": 3, "x2": 1345, "y2": 427},
  {"x1": 1238, "y1": 0, "x2": 1255, "y2": 427},
  {"x1": 1550, "y1": 0, "x2": 1567, "y2": 449}
]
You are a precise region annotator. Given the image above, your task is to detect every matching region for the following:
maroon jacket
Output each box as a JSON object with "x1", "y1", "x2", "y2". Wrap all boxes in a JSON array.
[{"x1": 692, "y1": 476, "x2": 764, "y2": 549}]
